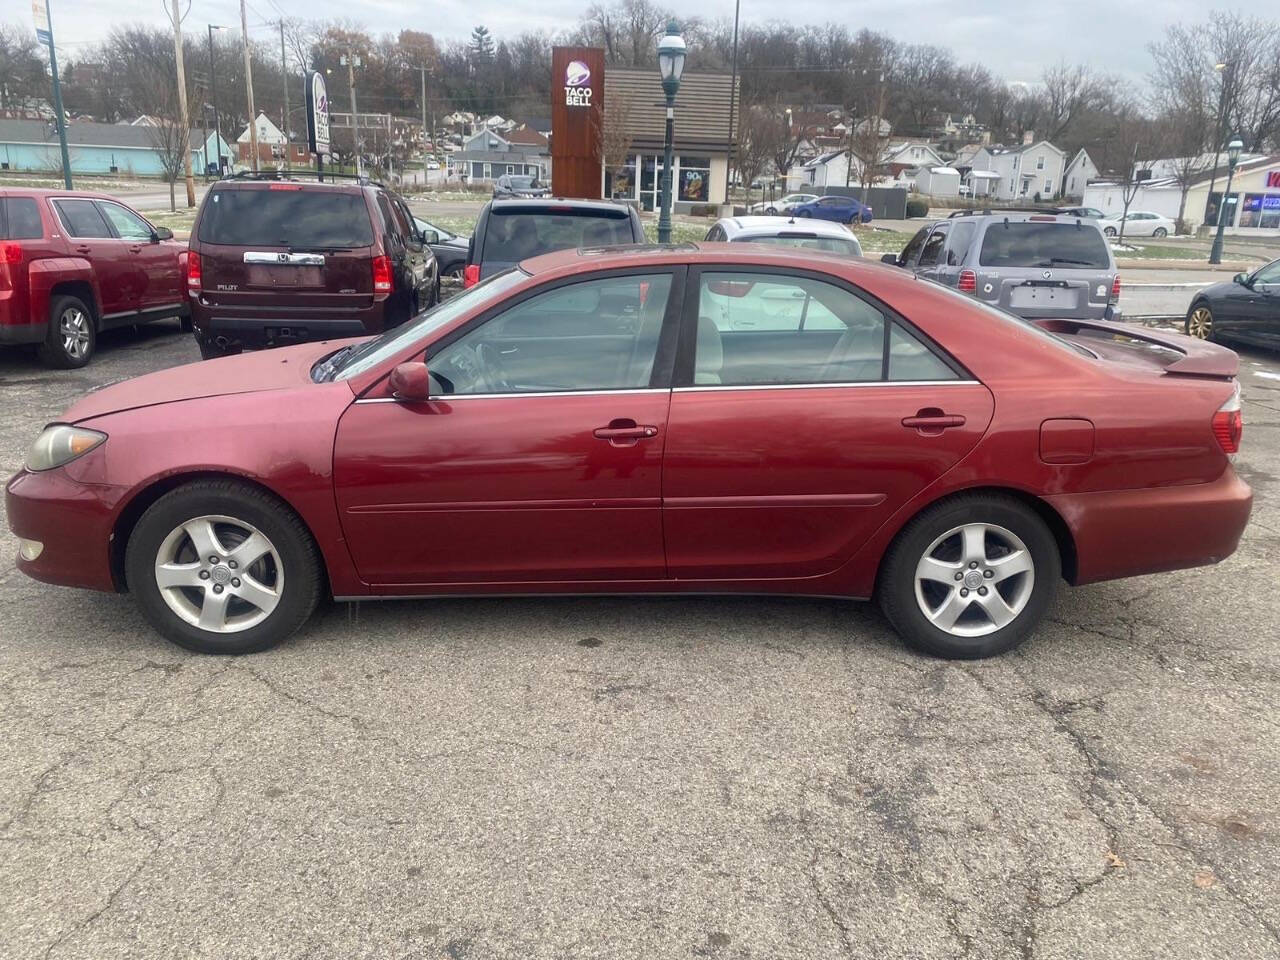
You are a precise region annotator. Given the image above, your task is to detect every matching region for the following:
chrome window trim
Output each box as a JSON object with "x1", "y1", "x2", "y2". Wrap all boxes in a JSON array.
[
  {"x1": 352, "y1": 382, "x2": 980, "y2": 403},
  {"x1": 673, "y1": 380, "x2": 980, "y2": 393},
  {"x1": 354, "y1": 388, "x2": 671, "y2": 404}
]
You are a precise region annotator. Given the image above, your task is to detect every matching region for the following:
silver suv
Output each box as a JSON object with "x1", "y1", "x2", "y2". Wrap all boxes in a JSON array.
[{"x1": 883, "y1": 211, "x2": 1120, "y2": 320}]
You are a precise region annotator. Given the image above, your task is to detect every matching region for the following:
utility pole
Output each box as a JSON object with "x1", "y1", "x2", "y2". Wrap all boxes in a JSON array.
[
  {"x1": 167, "y1": 0, "x2": 197, "y2": 206},
  {"x1": 207, "y1": 25, "x2": 225, "y2": 175},
  {"x1": 342, "y1": 50, "x2": 361, "y2": 177},
  {"x1": 279, "y1": 20, "x2": 290, "y2": 142},
  {"x1": 240, "y1": 0, "x2": 259, "y2": 172},
  {"x1": 420, "y1": 65, "x2": 428, "y2": 182},
  {"x1": 724, "y1": 0, "x2": 740, "y2": 206}
]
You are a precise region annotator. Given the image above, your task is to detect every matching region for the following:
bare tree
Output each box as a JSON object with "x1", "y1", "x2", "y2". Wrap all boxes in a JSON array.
[
  {"x1": 734, "y1": 103, "x2": 780, "y2": 199},
  {"x1": 1040, "y1": 62, "x2": 1109, "y2": 142},
  {"x1": 0, "y1": 25, "x2": 47, "y2": 113},
  {"x1": 599, "y1": 90, "x2": 634, "y2": 196},
  {"x1": 147, "y1": 112, "x2": 190, "y2": 211}
]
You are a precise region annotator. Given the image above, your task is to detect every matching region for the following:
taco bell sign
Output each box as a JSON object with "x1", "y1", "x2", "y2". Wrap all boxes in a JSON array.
[{"x1": 564, "y1": 60, "x2": 593, "y2": 107}]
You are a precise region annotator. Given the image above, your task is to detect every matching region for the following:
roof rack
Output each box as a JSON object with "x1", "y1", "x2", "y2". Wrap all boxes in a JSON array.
[
  {"x1": 947, "y1": 207, "x2": 1053, "y2": 218},
  {"x1": 220, "y1": 169, "x2": 386, "y2": 189}
]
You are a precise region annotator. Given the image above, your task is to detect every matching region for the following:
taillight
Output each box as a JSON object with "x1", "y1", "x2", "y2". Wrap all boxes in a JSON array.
[
  {"x1": 463, "y1": 264, "x2": 480, "y2": 288},
  {"x1": 186, "y1": 250, "x2": 202, "y2": 292},
  {"x1": 1212, "y1": 383, "x2": 1243, "y2": 456},
  {"x1": 958, "y1": 269, "x2": 976, "y2": 293},
  {"x1": 1110, "y1": 274, "x2": 1121, "y2": 303},
  {"x1": 372, "y1": 255, "x2": 393, "y2": 296},
  {"x1": 0, "y1": 241, "x2": 22, "y2": 264}
]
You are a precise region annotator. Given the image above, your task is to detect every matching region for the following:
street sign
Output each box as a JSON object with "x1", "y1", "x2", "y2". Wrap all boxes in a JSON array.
[
  {"x1": 306, "y1": 71, "x2": 331, "y2": 156},
  {"x1": 32, "y1": 0, "x2": 51, "y2": 45}
]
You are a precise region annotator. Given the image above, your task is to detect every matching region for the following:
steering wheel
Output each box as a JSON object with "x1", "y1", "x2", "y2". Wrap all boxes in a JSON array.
[{"x1": 475, "y1": 341, "x2": 514, "y2": 393}]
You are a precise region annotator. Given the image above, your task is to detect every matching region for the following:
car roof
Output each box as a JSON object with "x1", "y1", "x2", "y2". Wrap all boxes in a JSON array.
[
  {"x1": 0, "y1": 186, "x2": 117, "y2": 201},
  {"x1": 938, "y1": 211, "x2": 1104, "y2": 226},
  {"x1": 209, "y1": 179, "x2": 368, "y2": 193},
  {"x1": 486, "y1": 197, "x2": 633, "y2": 213},
  {"x1": 715, "y1": 215, "x2": 856, "y2": 239}
]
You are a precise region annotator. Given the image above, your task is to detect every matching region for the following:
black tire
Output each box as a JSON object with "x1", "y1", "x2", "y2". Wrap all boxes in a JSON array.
[
  {"x1": 198, "y1": 339, "x2": 240, "y2": 360},
  {"x1": 39, "y1": 294, "x2": 96, "y2": 369},
  {"x1": 1103, "y1": 227, "x2": 1117, "y2": 237},
  {"x1": 124, "y1": 479, "x2": 323, "y2": 655},
  {"x1": 765, "y1": 206, "x2": 777, "y2": 215},
  {"x1": 180, "y1": 314, "x2": 194, "y2": 333},
  {"x1": 876, "y1": 493, "x2": 1061, "y2": 659},
  {"x1": 1153, "y1": 227, "x2": 1168, "y2": 238},
  {"x1": 796, "y1": 209, "x2": 812, "y2": 218}
]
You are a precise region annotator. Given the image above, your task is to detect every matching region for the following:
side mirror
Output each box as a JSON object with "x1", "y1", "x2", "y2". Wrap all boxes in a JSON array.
[
  {"x1": 389, "y1": 362, "x2": 432, "y2": 401},
  {"x1": 1233, "y1": 272, "x2": 1250, "y2": 286},
  {"x1": 881, "y1": 253, "x2": 900, "y2": 266},
  {"x1": 422, "y1": 230, "x2": 440, "y2": 245},
  {"x1": 153, "y1": 227, "x2": 174, "y2": 242}
]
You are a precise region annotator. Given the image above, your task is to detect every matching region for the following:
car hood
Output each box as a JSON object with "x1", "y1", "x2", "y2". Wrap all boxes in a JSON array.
[
  {"x1": 441, "y1": 236, "x2": 469, "y2": 249},
  {"x1": 1200, "y1": 280, "x2": 1241, "y2": 299},
  {"x1": 60, "y1": 340, "x2": 358, "y2": 424}
]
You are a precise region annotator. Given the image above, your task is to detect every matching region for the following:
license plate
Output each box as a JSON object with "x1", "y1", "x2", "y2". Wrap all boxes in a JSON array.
[
  {"x1": 246, "y1": 265, "x2": 324, "y2": 287},
  {"x1": 1010, "y1": 286, "x2": 1079, "y2": 309}
]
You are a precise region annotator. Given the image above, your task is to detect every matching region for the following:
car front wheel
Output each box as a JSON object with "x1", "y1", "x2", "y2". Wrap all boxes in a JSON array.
[
  {"x1": 1153, "y1": 227, "x2": 1168, "y2": 238},
  {"x1": 796, "y1": 209, "x2": 812, "y2": 218},
  {"x1": 877, "y1": 494, "x2": 1060, "y2": 659},
  {"x1": 1104, "y1": 227, "x2": 1117, "y2": 237},
  {"x1": 125, "y1": 479, "x2": 323, "y2": 654},
  {"x1": 1186, "y1": 303, "x2": 1214, "y2": 340}
]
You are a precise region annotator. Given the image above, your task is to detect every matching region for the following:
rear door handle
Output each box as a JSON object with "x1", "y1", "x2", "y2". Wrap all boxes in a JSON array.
[
  {"x1": 902, "y1": 411, "x2": 966, "y2": 434},
  {"x1": 74, "y1": 245, "x2": 91, "y2": 255}
]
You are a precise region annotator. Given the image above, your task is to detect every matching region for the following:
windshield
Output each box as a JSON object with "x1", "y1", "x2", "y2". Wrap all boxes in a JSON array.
[
  {"x1": 978, "y1": 222, "x2": 1111, "y2": 268},
  {"x1": 330, "y1": 270, "x2": 527, "y2": 380},
  {"x1": 481, "y1": 210, "x2": 634, "y2": 261},
  {"x1": 740, "y1": 234, "x2": 862, "y2": 256},
  {"x1": 509, "y1": 176, "x2": 538, "y2": 189},
  {"x1": 199, "y1": 188, "x2": 373, "y2": 248},
  {"x1": 414, "y1": 217, "x2": 455, "y2": 241}
]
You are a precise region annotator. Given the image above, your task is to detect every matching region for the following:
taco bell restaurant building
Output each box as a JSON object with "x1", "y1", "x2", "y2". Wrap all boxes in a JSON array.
[{"x1": 603, "y1": 68, "x2": 738, "y2": 212}]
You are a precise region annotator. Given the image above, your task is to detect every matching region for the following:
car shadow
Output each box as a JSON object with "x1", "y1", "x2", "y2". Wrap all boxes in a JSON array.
[{"x1": 0, "y1": 317, "x2": 193, "y2": 376}]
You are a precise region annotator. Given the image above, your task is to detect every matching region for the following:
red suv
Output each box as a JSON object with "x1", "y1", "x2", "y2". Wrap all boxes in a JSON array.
[
  {"x1": 187, "y1": 174, "x2": 437, "y2": 358},
  {"x1": 0, "y1": 189, "x2": 188, "y2": 368}
]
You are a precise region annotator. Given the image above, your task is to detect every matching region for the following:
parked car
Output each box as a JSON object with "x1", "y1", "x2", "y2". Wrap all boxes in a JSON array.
[
  {"x1": 1185, "y1": 257, "x2": 1280, "y2": 347},
  {"x1": 7, "y1": 245, "x2": 1250, "y2": 660},
  {"x1": 413, "y1": 216, "x2": 469, "y2": 281},
  {"x1": 0, "y1": 188, "x2": 188, "y2": 368},
  {"x1": 790, "y1": 195, "x2": 874, "y2": 225},
  {"x1": 463, "y1": 197, "x2": 644, "y2": 287},
  {"x1": 1100, "y1": 210, "x2": 1176, "y2": 238},
  {"x1": 747, "y1": 193, "x2": 817, "y2": 215},
  {"x1": 883, "y1": 212, "x2": 1120, "y2": 321},
  {"x1": 1053, "y1": 206, "x2": 1105, "y2": 219},
  {"x1": 187, "y1": 173, "x2": 437, "y2": 359},
  {"x1": 705, "y1": 215, "x2": 864, "y2": 257},
  {"x1": 493, "y1": 174, "x2": 550, "y2": 199}
]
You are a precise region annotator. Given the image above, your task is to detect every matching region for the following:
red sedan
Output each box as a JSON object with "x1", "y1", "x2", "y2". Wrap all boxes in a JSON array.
[{"x1": 5, "y1": 245, "x2": 1251, "y2": 658}]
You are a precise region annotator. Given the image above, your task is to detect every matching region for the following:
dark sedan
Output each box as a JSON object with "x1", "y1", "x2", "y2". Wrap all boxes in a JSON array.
[
  {"x1": 493, "y1": 174, "x2": 550, "y2": 199},
  {"x1": 414, "y1": 217, "x2": 469, "y2": 281},
  {"x1": 1185, "y1": 258, "x2": 1280, "y2": 348}
]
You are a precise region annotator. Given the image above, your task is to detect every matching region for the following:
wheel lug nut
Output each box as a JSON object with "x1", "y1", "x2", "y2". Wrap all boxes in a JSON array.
[
  {"x1": 209, "y1": 556, "x2": 220, "y2": 565},
  {"x1": 983, "y1": 569, "x2": 993, "y2": 579},
  {"x1": 978, "y1": 586, "x2": 988, "y2": 596},
  {"x1": 231, "y1": 578, "x2": 240, "y2": 588},
  {"x1": 212, "y1": 584, "x2": 223, "y2": 594},
  {"x1": 228, "y1": 560, "x2": 238, "y2": 569},
  {"x1": 969, "y1": 561, "x2": 979, "y2": 569},
  {"x1": 954, "y1": 572, "x2": 963, "y2": 581},
  {"x1": 960, "y1": 588, "x2": 969, "y2": 597}
]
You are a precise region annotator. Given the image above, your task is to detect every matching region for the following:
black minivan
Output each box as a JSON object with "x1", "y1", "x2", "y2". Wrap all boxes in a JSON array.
[{"x1": 463, "y1": 198, "x2": 645, "y2": 288}]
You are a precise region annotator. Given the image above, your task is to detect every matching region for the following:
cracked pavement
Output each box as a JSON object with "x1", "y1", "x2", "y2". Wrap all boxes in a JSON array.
[{"x1": 2, "y1": 324, "x2": 1279, "y2": 960}]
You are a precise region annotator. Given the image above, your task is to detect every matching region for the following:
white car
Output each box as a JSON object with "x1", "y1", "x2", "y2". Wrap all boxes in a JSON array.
[
  {"x1": 1101, "y1": 211, "x2": 1176, "y2": 238},
  {"x1": 704, "y1": 215, "x2": 864, "y2": 257},
  {"x1": 747, "y1": 193, "x2": 818, "y2": 215}
]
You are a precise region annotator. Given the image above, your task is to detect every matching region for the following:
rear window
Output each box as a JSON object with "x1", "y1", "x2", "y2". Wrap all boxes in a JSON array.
[
  {"x1": 198, "y1": 188, "x2": 374, "y2": 248},
  {"x1": 978, "y1": 222, "x2": 1110, "y2": 268},
  {"x1": 0, "y1": 197, "x2": 43, "y2": 239},
  {"x1": 482, "y1": 210, "x2": 634, "y2": 261},
  {"x1": 739, "y1": 234, "x2": 861, "y2": 256}
]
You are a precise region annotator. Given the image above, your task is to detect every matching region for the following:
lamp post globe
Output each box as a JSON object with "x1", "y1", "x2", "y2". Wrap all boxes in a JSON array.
[
  {"x1": 1209, "y1": 135, "x2": 1245, "y2": 265},
  {"x1": 656, "y1": 20, "x2": 686, "y2": 244}
]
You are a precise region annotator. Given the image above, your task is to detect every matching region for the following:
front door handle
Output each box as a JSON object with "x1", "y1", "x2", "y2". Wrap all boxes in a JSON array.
[
  {"x1": 594, "y1": 418, "x2": 658, "y2": 447},
  {"x1": 902, "y1": 409, "x2": 966, "y2": 435},
  {"x1": 128, "y1": 244, "x2": 143, "y2": 254},
  {"x1": 74, "y1": 244, "x2": 91, "y2": 255}
]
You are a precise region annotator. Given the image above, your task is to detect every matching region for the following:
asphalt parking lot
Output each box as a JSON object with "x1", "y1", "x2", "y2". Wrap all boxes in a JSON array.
[{"x1": 1, "y1": 322, "x2": 1278, "y2": 960}]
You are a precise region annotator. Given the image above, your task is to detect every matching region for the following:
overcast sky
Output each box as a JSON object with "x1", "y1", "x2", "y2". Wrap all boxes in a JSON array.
[{"x1": 40, "y1": 0, "x2": 1217, "y2": 87}]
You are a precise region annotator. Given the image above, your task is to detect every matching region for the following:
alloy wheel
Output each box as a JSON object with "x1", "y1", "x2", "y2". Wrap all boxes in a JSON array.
[
  {"x1": 60, "y1": 307, "x2": 91, "y2": 360},
  {"x1": 913, "y1": 522, "x2": 1035, "y2": 637},
  {"x1": 153, "y1": 515, "x2": 284, "y2": 633},
  {"x1": 1187, "y1": 306, "x2": 1213, "y2": 340}
]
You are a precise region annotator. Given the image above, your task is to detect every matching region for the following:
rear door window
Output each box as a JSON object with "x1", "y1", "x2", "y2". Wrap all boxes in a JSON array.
[
  {"x1": 198, "y1": 188, "x2": 374, "y2": 247},
  {"x1": 978, "y1": 222, "x2": 1110, "y2": 268},
  {"x1": 482, "y1": 211, "x2": 635, "y2": 261},
  {"x1": 54, "y1": 199, "x2": 113, "y2": 239},
  {"x1": 0, "y1": 197, "x2": 43, "y2": 239},
  {"x1": 945, "y1": 221, "x2": 976, "y2": 265}
]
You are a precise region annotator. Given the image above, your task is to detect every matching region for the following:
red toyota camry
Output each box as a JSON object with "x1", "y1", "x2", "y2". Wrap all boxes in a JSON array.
[{"x1": 5, "y1": 245, "x2": 1251, "y2": 659}]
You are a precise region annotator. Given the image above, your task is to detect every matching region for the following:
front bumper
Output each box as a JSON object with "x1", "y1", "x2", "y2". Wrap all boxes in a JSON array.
[
  {"x1": 0, "y1": 321, "x2": 46, "y2": 345},
  {"x1": 5, "y1": 467, "x2": 120, "y2": 592},
  {"x1": 1046, "y1": 466, "x2": 1252, "y2": 585}
]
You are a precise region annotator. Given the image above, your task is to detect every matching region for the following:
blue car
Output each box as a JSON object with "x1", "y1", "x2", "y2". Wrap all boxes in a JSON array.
[{"x1": 791, "y1": 195, "x2": 874, "y2": 225}]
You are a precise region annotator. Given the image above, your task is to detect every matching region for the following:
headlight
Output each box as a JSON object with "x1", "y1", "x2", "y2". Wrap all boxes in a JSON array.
[{"x1": 25, "y1": 425, "x2": 107, "y2": 472}]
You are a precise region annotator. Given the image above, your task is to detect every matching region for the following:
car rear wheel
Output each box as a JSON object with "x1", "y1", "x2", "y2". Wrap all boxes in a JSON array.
[
  {"x1": 1153, "y1": 227, "x2": 1168, "y2": 238},
  {"x1": 39, "y1": 295, "x2": 96, "y2": 369},
  {"x1": 796, "y1": 210, "x2": 812, "y2": 218},
  {"x1": 877, "y1": 494, "x2": 1060, "y2": 659},
  {"x1": 765, "y1": 206, "x2": 777, "y2": 215},
  {"x1": 1186, "y1": 303, "x2": 1215, "y2": 341},
  {"x1": 1104, "y1": 226, "x2": 1118, "y2": 237},
  {"x1": 198, "y1": 339, "x2": 241, "y2": 360},
  {"x1": 125, "y1": 480, "x2": 323, "y2": 655}
]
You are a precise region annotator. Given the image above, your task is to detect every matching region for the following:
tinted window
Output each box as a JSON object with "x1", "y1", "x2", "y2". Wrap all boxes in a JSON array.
[
  {"x1": 54, "y1": 199, "x2": 112, "y2": 239},
  {"x1": 431, "y1": 273, "x2": 673, "y2": 394},
  {"x1": 1253, "y1": 261, "x2": 1280, "y2": 284},
  {"x1": 888, "y1": 323, "x2": 958, "y2": 381},
  {"x1": 0, "y1": 197, "x2": 43, "y2": 239},
  {"x1": 98, "y1": 202, "x2": 153, "y2": 241},
  {"x1": 696, "y1": 272, "x2": 885, "y2": 385},
  {"x1": 508, "y1": 176, "x2": 537, "y2": 189},
  {"x1": 899, "y1": 227, "x2": 929, "y2": 265},
  {"x1": 739, "y1": 235, "x2": 861, "y2": 256},
  {"x1": 917, "y1": 227, "x2": 948, "y2": 267},
  {"x1": 945, "y1": 221, "x2": 976, "y2": 265},
  {"x1": 979, "y1": 222, "x2": 1110, "y2": 268},
  {"x1": 198, "y1": 188, "x2": 374, "y2": 247},
  {"x1": 481, "y1": 211, "x2": 634, "y2": 261}
]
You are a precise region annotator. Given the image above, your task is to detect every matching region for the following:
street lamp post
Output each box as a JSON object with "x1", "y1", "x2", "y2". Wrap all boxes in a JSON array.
[
  {"x1": 1205, "y1": 60, "x2": 1230, "y2": 224},
  {"x1": 1208, "y1": 136, "x2": 1244, "y2": 265},
  {"x1": 207, "y1": 25, "x2": 227, "y2": 175},
  {"x1": 341, "y1": 52, "x2": 363, "y2": 177},
  {"x1": 655, "y1": 20, "x2": 686, "y2": 244}
]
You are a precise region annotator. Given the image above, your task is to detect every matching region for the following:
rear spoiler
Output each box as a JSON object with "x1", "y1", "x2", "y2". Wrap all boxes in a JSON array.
[{"x1": 1033, "y1": 318, "x2": 1238, "y2": 379}]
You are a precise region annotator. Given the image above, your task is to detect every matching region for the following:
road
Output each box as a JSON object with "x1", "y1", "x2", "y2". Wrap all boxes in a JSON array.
[{"x1": 1, "y1": 322, "x2": 1278, "y2": 959}]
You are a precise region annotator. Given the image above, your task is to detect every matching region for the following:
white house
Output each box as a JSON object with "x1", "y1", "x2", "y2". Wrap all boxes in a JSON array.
[
  {"x1": 237, "y1": 112, "x2": 287, "y2": 146},
  {"x1": 793, "y1": 150, "x2": 852, "y2": 189},
  {"x1": 1062, "y1": 148, "x2": 1098, "y2": 201},
  {"x1": 914, "y1": 166, "x2": 961, "y2": 197},
  {"x1": 970, "y1": 141, "x2": 1066, "y2": 201},
  {"x1": 883, "y1": 141, "x2": 946, "y2": 170}
]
